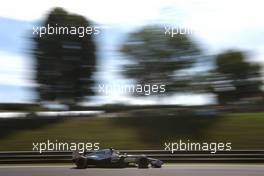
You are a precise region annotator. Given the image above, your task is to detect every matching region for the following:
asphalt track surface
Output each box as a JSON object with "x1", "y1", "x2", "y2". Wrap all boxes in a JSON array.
[{"x1": 0, "y1": 164, "x2": 263, "y2": 176}]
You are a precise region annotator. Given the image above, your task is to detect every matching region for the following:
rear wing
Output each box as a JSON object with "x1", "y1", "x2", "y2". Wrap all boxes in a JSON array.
[{"x1": 72, "y1": 150, "x2": 82, "y2": 161}]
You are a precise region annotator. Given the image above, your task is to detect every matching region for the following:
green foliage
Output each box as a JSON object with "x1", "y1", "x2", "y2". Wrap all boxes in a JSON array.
[
  {"x1": 212, "y1": 50, "x2": 262, "y2": 104},
  {"x1": 121, "y1": 26, "x2": 201, "y2": 95},
  {"x1": 33, "y1": 7, "x2": 96, "y2": 107}
]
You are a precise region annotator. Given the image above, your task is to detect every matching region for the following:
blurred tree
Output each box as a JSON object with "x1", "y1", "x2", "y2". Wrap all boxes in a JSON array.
[
  {"x1": 211, "y1": 50, "x2": 262, "y2": 104},
  {"x1": 33, "y1": 7, "x2": 96, "y2": 108},
  {"x1": 120, "y1": 26, "x2": 201, "y2": 96}
]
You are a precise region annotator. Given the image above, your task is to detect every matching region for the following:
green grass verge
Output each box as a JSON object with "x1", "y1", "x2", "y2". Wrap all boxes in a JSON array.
[{"x1": 0, "y1": 111, "x2": 263, "y2": 151}]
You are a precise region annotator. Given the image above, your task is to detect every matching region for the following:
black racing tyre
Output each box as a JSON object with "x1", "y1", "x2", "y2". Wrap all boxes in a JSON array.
[
  {"x1": 138, "y1": 157, "x2": 149, "y2": 169},
  {"x1": 117, "y1": 156, "x2": 127, "y2": 168},
  {"x1": 75, "y1": 157, "x2": 87, "y2": 169}
]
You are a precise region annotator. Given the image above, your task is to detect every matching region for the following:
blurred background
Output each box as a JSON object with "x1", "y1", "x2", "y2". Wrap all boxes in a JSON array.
[{"x1": 0, "y1": 0, "x2": 263, "y2": 151}]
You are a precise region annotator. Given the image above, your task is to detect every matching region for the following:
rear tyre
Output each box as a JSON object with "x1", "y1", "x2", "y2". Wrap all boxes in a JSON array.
[
  {"x1": 138, "y1": 157, "x2": 149, "y2": 169},
  {"x1": 117, "y1": 156, "x2": 127, "y2": 168},
  {"x1": 75, "y1": 157, "x2": 87, "y2": 169}
]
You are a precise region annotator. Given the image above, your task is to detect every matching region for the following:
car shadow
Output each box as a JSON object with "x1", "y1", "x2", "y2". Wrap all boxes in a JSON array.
[{"x1": 71, "y1": 165, "x2": 137, "y2": 169}]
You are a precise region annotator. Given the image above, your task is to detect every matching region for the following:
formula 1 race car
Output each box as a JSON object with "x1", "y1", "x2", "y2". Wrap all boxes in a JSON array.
[{"x1": 72, "y1": 148, "x2": 164, "y2": 169}]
